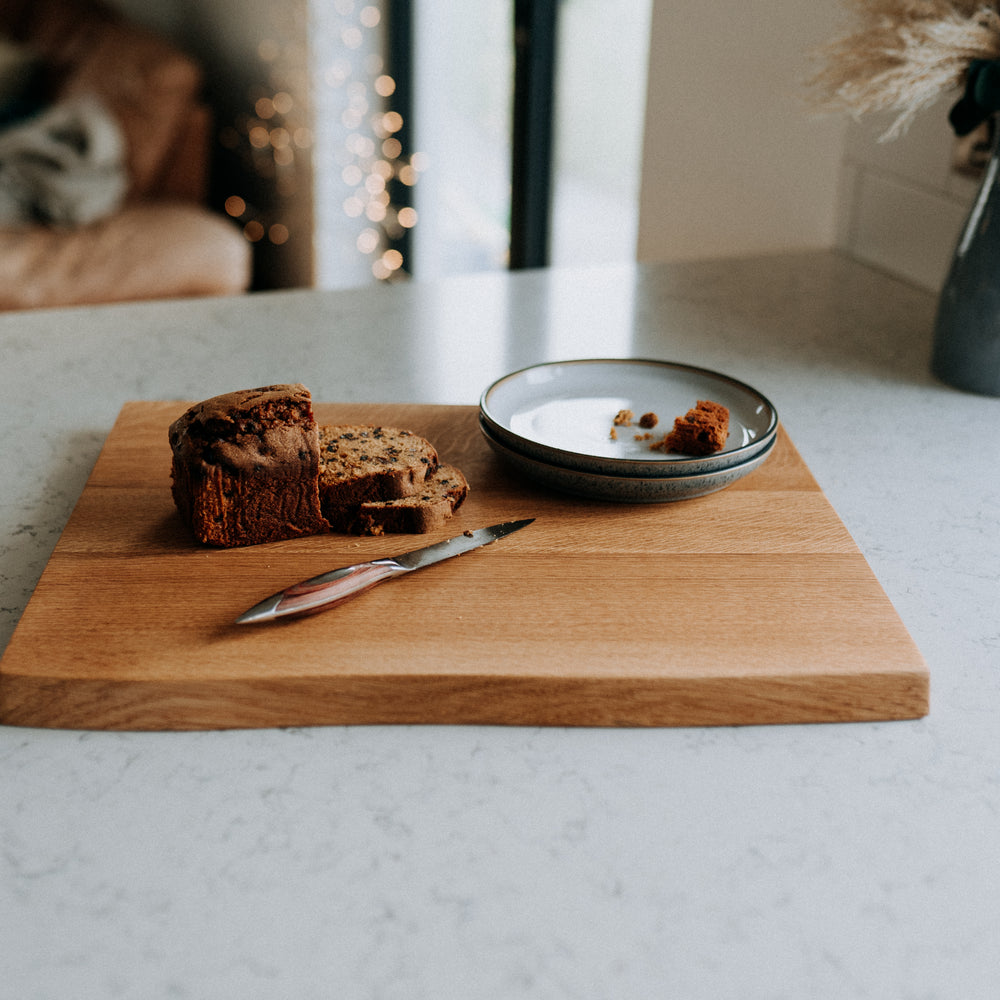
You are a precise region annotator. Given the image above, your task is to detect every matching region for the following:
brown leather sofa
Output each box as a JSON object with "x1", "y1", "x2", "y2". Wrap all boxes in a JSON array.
[{"x1": 0, "y1": 0, "x2": 250, "y2": 309}]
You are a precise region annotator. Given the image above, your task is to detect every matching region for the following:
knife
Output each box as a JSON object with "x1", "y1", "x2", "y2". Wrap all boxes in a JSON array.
[{"x1": 234, "y1": 518, "x2": 534, "y2": 624}]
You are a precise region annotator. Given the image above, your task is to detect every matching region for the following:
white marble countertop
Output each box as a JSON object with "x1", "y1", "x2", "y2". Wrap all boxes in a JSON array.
[{"x1": 1, "y1": 252, "x2": 997, "y2": 999}]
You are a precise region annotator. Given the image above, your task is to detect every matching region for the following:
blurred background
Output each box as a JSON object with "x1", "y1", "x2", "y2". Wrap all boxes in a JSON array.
[{"x1": 0, "y1": 0, "x2": 981, "y2": 303}]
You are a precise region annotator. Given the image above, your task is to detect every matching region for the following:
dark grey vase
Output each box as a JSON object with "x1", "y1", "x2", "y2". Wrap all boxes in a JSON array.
[{"x1": 932, "y1": 142, "x2": 1000, "y2": 396}]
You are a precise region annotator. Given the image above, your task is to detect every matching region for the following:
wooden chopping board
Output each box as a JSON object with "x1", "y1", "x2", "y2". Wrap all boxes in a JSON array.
[{"x1": 0, "y1": 402, "x2": 929, "y2": 730}]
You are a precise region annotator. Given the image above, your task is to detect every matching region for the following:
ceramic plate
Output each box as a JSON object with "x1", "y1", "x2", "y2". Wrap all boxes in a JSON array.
[
  {"x1": 480, "y1": 359, "x2": 778, "y2": 477},
  {"x1": 481, "y1": 418, "x2": 777, "y2": 503}
]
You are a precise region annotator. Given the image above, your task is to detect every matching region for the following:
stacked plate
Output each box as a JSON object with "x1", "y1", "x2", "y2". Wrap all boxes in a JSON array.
[{"x1": 479, "y1": 359, "x2": 778, "y2": 502}]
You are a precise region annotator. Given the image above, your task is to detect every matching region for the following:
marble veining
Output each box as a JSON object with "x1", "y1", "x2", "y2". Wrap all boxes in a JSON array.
[{"x1": 1, "y1": 253, "x2": 998, "y2": 1000}]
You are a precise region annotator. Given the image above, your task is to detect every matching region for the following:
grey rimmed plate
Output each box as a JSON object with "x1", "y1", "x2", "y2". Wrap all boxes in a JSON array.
[
  {"x1": 479, "y1": 359, "x2": 778, "y2": 477},
  {"x1": 480, "y1": 417, "x2": 777, "y2": 503}
]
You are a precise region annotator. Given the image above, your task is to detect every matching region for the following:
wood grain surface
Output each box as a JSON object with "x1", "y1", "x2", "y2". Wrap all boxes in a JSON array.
[{"x1": 0, "y1": 401, "x2": 929, "y2": 730}]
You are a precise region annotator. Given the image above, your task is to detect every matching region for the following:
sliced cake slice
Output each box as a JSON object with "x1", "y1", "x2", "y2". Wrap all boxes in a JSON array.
[
  {"x1": 326, "y1": 464, "x2": 469, "y2": 536},
  {"x1": 317, "y1": 424, "x2": 438, "y2": 515}
]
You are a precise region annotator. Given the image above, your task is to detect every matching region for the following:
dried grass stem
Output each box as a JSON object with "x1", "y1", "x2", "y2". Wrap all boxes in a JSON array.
[{"x1": 810, "y1": 1, "x2": 1000, "y2": 138}]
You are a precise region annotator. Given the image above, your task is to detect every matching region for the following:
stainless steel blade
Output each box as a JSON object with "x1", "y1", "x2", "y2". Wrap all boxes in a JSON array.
[
  {"x1": 391, "y1": 518, "x2": 535, "y2": 570},
  {"x1": 234, "y1": 518, "x2": 535, "y2": 624}
]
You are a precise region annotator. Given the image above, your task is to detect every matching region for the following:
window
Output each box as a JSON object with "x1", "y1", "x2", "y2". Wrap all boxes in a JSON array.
[{"x1": 311, "y1": 0, "x2": 651, "y2": 286}]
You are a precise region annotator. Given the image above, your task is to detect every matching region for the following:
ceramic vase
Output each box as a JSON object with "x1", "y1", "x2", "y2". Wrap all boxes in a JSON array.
[{"x1": 932, "y1": 135, "x2": 1000, "y2": 396}]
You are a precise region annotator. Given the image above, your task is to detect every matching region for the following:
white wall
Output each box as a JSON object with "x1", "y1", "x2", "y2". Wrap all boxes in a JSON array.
[
  {"x1": 636, "y1": 0, "x2": 979, "y2": 292},
  {"x1": 835, "y1": 104, "x2": 978, "y2": 291},
  {"x1": 637, "y1": 0, "x2": 847, "y2": 262}
]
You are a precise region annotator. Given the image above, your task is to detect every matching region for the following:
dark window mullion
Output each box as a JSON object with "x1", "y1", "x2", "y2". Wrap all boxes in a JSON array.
[
  {"x1": 384, "y1": 0, "x2": 413, "y2": 273},
  {"x1": 510, "y1": 0, "x2": 558, "y2": 270}
]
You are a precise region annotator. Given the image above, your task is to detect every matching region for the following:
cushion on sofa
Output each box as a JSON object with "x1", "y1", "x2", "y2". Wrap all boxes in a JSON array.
[{"x1": 0, "y1": 201, "x2": 252, "y2": 308}]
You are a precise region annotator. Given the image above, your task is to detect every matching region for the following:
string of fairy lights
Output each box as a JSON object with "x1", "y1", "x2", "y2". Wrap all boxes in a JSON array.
[{"x1": 218, "y1": 1, "x2": 422, "y2": 284}]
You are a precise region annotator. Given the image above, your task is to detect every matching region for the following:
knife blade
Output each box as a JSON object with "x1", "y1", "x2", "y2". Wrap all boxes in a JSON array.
[{"x1": 234, "y1": 518, "x2": 535, "y2": 624}]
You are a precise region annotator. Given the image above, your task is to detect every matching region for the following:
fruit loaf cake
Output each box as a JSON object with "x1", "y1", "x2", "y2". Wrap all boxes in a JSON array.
[
  {"x1": 170, "y1": 384, "x2": 464, "y2": 547},
  {"x1": 326, "y1": 464, "x2": 469, "y2": 536},
  {"x1": 168, "y1": 383, "x2": 330, "y2": 547},
  {"x1": 317, "y1": 424, "x2": 438, "y2": 512}
]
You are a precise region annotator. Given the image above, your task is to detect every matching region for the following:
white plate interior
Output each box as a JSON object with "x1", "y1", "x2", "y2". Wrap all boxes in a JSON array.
[{"x1": 482, "y1": 359, "x2": 776, "y2": 462}]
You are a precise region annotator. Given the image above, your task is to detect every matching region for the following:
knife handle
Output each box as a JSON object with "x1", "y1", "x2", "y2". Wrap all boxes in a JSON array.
[{"x1": 273, "y1": 559, "x2": 409, "y2": 619}]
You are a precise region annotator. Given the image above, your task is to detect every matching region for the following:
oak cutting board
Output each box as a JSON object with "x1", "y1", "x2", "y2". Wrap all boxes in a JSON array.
[{"x1": 0, "y1": 401, "x2": 929, "y2": 730}]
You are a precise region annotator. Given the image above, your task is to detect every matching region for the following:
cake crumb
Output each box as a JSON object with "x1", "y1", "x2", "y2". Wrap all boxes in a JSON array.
[
  {"x1": 612, "y1": 409, "x2": 634, "y2": 426},
  {"x1": 609, "y1": 427, "x2": 618, "y2": 440},
  {"x1": 651, "y1": 399, "x2": 729, "y2": 455},
  {"x1": 638, "y1": 412, "x2": 658, "y2": 429}
]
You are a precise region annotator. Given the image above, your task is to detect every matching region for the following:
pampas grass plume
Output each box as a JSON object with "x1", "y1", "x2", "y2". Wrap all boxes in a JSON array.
[{"x1": 810, "y1": 1, "x2": 1000, "y2": 138}]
